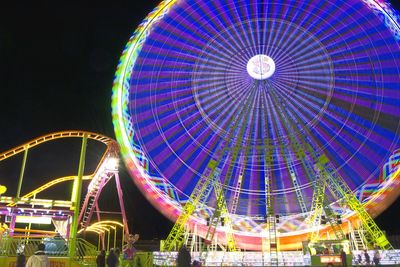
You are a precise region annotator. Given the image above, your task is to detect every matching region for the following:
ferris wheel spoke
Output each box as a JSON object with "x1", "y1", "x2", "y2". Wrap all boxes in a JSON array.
[
  {"x1": 267, "y1": 84, "x2": 315, "y2": 178},
  {"x1": 268, "y1": 83, "x2": 328, "y2": 128}
]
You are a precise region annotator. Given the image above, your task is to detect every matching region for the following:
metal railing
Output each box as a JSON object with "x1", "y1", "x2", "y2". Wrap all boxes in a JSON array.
[{"x1": 0, "y1": 237, "x2": 97, "y2": 264}]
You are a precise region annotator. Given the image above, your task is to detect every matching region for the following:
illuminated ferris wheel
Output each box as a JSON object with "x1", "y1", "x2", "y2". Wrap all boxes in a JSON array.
[{"x1": 112, "y1": 0, "x2": 400, "y2": 250}]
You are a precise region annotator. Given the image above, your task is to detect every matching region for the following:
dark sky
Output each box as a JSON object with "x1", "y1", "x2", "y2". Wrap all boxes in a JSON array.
[
  {"x1": 0, "y1": 1, "x2": 399, "y2": 242},
  {"x1": 0, "y1": 1, "x2": 172, "y2": 240}
]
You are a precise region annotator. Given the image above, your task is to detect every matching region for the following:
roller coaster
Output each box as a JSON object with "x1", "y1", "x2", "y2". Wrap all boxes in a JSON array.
[{"x1": 0, "y1": 131, "x2": 128, "y2": 266}]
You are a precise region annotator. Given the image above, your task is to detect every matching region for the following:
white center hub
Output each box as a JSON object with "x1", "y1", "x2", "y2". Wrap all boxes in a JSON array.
[{"x1": 247, "y1": 54, "x2": 275, "y2": 80}]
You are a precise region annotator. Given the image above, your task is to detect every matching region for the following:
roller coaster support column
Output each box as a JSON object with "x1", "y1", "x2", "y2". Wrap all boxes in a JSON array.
[
  {"x1": 16, "y1": 149, "x2": 28, "y2": 199},
  {"x1": 114, "y1": 173, "x2": 129, "y2": 236},
  {"x1": 12, "y1": 149, "x2": 29, "y2": 236},
  {"x1": 69, "y1": 134, "x2": 88, "y2": 260}
]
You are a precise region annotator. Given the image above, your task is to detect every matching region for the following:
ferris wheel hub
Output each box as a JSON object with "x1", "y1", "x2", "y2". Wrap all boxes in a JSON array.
[{"x1": 247, "y1": 54, "x2": 275, "y2": 80}]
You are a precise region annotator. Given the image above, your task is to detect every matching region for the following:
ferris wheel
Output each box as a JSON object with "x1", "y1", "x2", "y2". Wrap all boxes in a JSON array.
[{"x1": 112, "y1": 0, "x2": 400, "y2": 250}]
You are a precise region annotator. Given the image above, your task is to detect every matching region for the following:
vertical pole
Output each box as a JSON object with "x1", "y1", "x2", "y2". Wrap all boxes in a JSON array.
[
  {"x1": 95, "y1": 202, "x2": 101, "y2": 222},
  {"x1": 16, "y1": 149, "x2": 28, "y2": 198},
  {"x1": 24, "y1": 226, "x2": 28, "y2": 241},
  {"x1": 122, "y1": 225, "x2": 124, "y2": 251},
  {"x1": 66, "y1": 217, "x2": 71, "y2": 239},
  {"x1": 107, "y1": 230, "x2": 111, "y2": 252},
  {"x1": 114, "y1": 227, "x2": 117, "y2": 250},
  {"x1": 114, "y1": 173, "x2": 129, "y2": 236},
  {"x1": 9, "y1": 215, "x2": 16, "y2": 236},
  {"x1": 27, "y1": 223, "x2": 31, "y2": 241},
  {"x1": 102, "y1": 232, "x2": 105, "y2": 251},
  {"x1": 68, "y1": 134, "x2": 88, "y2": 260},
  {"x1": 98, "y1": 233, "x2": 100, "y2": 251}
]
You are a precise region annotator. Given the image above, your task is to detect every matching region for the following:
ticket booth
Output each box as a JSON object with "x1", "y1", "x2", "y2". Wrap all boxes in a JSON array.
[{"x1": 305, "y1": 239, "x2": 352, "y2": 266}]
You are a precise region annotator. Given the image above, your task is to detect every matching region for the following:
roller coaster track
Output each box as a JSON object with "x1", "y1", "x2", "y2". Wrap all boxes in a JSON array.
[
  {"x1": 0, "y1": 131, "x2": 121, "y2": 229},
  {"x1": 12, "y1": 176, "x2": 92, "y2": 201},
  {"x1": 0, "y1": 131, "x2": 115, "y2": 162}
]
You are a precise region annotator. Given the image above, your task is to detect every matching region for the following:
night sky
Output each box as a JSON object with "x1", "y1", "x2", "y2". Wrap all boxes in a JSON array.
[{"x1": 0, "y1": 1, "x2": 399, "y2": 242}]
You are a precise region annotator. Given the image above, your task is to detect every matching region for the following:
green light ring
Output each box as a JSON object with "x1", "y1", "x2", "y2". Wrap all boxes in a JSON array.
[{"x1": 112, "y1": 0, "x2": 183, "y2": 217}]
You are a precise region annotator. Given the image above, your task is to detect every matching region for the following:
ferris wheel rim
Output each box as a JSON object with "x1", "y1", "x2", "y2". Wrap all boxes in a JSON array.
[{"x1": 112, "y1": 0, "x2": 400, "y2": 248}]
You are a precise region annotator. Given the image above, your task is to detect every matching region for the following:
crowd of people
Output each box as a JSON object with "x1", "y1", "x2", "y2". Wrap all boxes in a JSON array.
[
  {"x1": 11, "y1": 232, "x2": 140, "y2": 267},
  {"x1": 16, "y1": 243, "x2": 50, "y2": 267},
  {"x1": 12, "y1": 236, "x2": 386, "y2": 267},
  {"x1": 355, "y1": 248, "x2": 381, "y2": 266}
]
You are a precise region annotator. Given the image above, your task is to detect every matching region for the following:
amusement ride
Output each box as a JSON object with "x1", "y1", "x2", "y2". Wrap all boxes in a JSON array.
[
  {"x1": 0, "y1": 131, "x2": 132, "y2": 266},
  {"x1": 111, "y1": 0, "x2": 400, "y2": 265}
]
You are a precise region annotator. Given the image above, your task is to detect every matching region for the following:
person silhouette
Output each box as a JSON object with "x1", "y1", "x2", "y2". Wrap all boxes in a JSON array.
[
  {"x1": 96, "y1": 250, "x2": 106, "y2": 267},
  {"x1": 107, "y1": 249, "x2": 118, "y2": 267},
  {"x1": 373, "y1": 248, "x2": 381, "y2": 266},
  {"x1": 26, "y1": 243, "x2": 50, "y2": 267},
  {"x1": 177, "y1": 245, "x2": 191, "y2": 267},
  {"x1": 364, "y1": 249, "x2": 371, "y2": 265},
  {"x1": 340, "y1": 249, "x2": 347, "y2": 267},
  {"x1": 16, "y1": 252, "x2": 25, "y2": 267}
]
